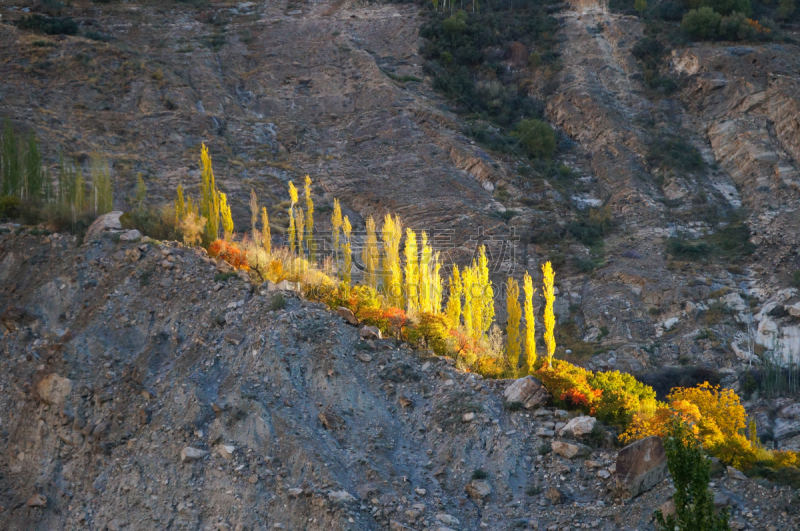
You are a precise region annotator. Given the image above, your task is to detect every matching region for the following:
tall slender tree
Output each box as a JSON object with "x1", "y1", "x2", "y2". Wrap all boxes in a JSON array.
[
  {"x1": 362, "y1": 215, "x2": 379, "y2": 289},
  {"x1": 478, "y1": 246, "x2": 494, "y2": 336},
  {"x1": 331, "y1": 198, "x2": 343, "y2": 262},
  {"x1": 249, "y1": 189, "x2": 259, "y2": 238},
  {"x1": 523, "y1": 271, "x2": 537, "y2": 373},
  {"x1": 24, "y1": 133, "x2": 43, "y2": 200},
  {"x1": 445, "y1": 265, "x2": 462, "y2": 327},
  {"x1": 304, "y1": 175, "x2": 315, "y2": 261},
  {"x1": 288, "y1": 181, "x2": 298, "y2": 253},
  {"x1": 404, "y1": 229, "x2": 419, "y2": 314},
  {"x1": 342, "y1": 215, "x2": 353, "y2": 293},
  {"x1": 295, "y1": 206, "x2": 305, "y2": 255},
  {"x1": 506, "y1": 277, "x2": 522, "y2": 373},
  {"x1": 261, "y1": 206, "x2": 271, "y2": 255},
  {"x1": 419, "y1": 231, "x2": 431, "y2": 312},
  {"x1": 462, "y1": 265, "x2": 475, "y2": 339},
  {"x1": 542, "y1": 261, "x2": 556, "y2": 367},
  {"x1": 219, "y1": 192, "x2": 234, "y2": 241},
  {"x1": 200, "y1": 144, "x2": 220, "y2": 243},
  {"x1": 382, "y1": 213, "x2": 404, "y2": 308}
]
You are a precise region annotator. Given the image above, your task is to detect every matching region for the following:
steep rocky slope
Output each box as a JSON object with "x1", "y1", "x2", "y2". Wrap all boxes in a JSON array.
[{"x1": 1, "y1": 229, "x2": 798, "y2": 530}]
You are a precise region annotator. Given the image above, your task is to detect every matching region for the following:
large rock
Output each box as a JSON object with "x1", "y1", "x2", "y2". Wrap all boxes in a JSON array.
[
  {"x1": 337, "y1": 306, "x2": 359, "y2": 325},
  {"x1": 615, "y1": 436, "x2": 668, "y2": 499},
  {"x1": 35, "y1": 374, "x2": 73, "y2": 407},
  {"x1": 180, "y1": 447, "x2": 208, "y2": 463},
  {"x1": 503, "y1": 376, "x2": 551, "y2": 409},
  {"x1": 465, "y1": 479, "x2": 492, "y2": 500},
  {"x1": 360, "y1": 325, "x2": 382, "y2": 340},
  {"x1": 558, "y1": 416, "x2": 597, "y2": 437},
  {"x1": 85, "y1": 211, "x2": 124, "y2": 240},
  {"x1": 774, "y1": 418, "x2": 800, "y2": 441},
  {"x1": 327, "y1": 490, "x2": 356, "y2": 504},
  {"x1": 551, "y1": 440, "x2": 591, "y2": 460}
]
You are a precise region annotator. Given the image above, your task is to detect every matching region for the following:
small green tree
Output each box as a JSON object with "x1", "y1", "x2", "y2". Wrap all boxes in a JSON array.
[
  {"x1": 682, "y1": 8, "x2": 722, "y2": 40},
  {"x1": 634, "y1": 0, "x2": 647, "y2": 14},
  {"x1": 778, "y1": 0, "x2": 796, "y2": 19},
  {"x1": 655, "y1": 419, "x2": 730, "y2": 531},
  {"x1": 513, "y1": 119, "x2": 557, "y2": 159}
]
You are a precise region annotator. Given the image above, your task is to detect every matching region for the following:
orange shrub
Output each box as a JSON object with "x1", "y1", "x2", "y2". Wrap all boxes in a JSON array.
[
  {"x1": 536, "y1": 360, "x2": 602, "y2": 414},
  {"x1": 208, "y1": 239, "x2": 249, "y2": 270}
]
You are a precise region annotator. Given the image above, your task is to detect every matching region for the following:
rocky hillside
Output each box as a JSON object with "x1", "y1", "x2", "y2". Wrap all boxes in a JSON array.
[{"x1": 1, "y1": 227, "x2": 798, "y2": 530}]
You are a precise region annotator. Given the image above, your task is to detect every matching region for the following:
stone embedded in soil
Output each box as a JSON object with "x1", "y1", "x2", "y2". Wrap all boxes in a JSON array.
[
  {"x1": 465, "y1": 479, "x2": 492, "y2": 500},
  {"x1": 616, "y1": 436, "x2": 668, "y2": 499},
  {"x1": 180, "y1": 447, "x2": 208, "y2": 463},
  {"x1": 551, "y1": 440, "x2": 591, "y2": 460}
]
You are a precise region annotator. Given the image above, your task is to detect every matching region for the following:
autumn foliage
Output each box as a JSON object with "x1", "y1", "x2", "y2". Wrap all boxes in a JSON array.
[{"x1": 208, "y1": 239, "x2": 249, "y2": 270}]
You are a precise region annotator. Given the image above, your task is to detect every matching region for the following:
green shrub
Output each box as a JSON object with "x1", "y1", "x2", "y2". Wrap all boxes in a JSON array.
[
  {"x1": 655, "y1": 420, "x2": 730, "y2": 531},
  {"x1": 666, "y1": 237, "x2": 712, "y2": 260},
  {"x1": 0, "y1": 195, "x2": 21, "y2": 219},
  {"x1": 16, "y1": 14, "x2": 79, "y2": 35},
  {"x1": 120, "y1": 207, "x2": 178, "y2": 241},
  {"x1": 590, "y1": 370, "x2": 658, "y2": 426},
  {"x1": 513, "y1": 119, "x2": 557, "y2": 159},
  {"x1": 567, "y1": 206, "x2": 614, "y2": 246},
  {"x1": 214, "y1": 272, "x2": 238, "y2": 282},
  {"x1": 792, "y1": 270, "x2": 800, "y2": 287},
  {"x1": 648, "y1": 137, "x2": 704, "y2": 173},
  {"x1": 690, "y1": 0, "x2": 751, "y2": 16},
  {"x1": 472, "y1": 468, "x2": 488, "y2": 479},
  {"x1": 681, "y1": 7, "x2": 722, "y2": 39},
  {"x1": 269, "y1": 293, "x2": 287, "y2": 311}
]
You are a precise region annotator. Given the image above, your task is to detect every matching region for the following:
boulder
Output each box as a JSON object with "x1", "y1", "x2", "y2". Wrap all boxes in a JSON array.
[
  {"x1": 337, "y1": 306, "x2": 359, "y2": 325},
  {"x1": 558, "y1": 416, "x2": 597, "y2": 437},
  {"x1": 465, "y1": 479, "x2": 492, "y2": 500},
  {"x1": 119, "y1": 229, "x2": 141, "y2": 241},
  {"x1": 545, "y1": 487, "x2": 564, "y2": 505},
  {"x1": 266, "y1": 279, "x2": 300, "y2": 292},
  {"x1": 26, "y1": 494, "x2": 47, "y2": 508},
  {"x1": 435, "y1": 514, "x2": 459, "y2": 526},
  {"x1": 779, "y1": 402, "x2": 800, "y2": 419},
  {"x1": 551, "y1": 440, "x2": 591, "y2": 460},
  {"x1": 327, "y1": 490, "x2": 356, "y2": 504},
  {"x1": 35, "y1": 373, "x2": 73, "y2": 407},
  {"x1": 217, "y1": 444, "x2": 236, "y2": 460},
  {"x1": 503, "y1": 376, "x2": 551, "y2": 409},
  {"x1": 727, "y1": 466, "x2": 747, "y2": 480},
  {"x1": 774, "y1": 418, "x2": 800, "y2": 441},
  {"x1": 180, "y1": 447, "x2": 208, "y2": 463},
  {"x1": 360, "y1": 325, "x2": 382, "y2": 340},
  {"x1": 615, "y1": 436, "x2": 668, "y2": 499},
  {"x1": 85, "y1": 211, "x2": 123, "y2": 240}
]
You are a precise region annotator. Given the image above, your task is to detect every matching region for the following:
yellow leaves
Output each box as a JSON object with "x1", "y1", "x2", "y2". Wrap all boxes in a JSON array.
[
  {"x1": 542, "y1": 260, "x2": 556, "y2": 367},
  {"x1": 523, "y1": 271, "x2": 536, "y2": 373},
  {"x1": 404, "y1": 228, "x2": 418, "y2": 314},
  {"x1": 261, "y1": 207, "x2": 271, "y2": 255},
  {"x1": 506, "y1": 277, "x2": 521, "y2": 372},
  {"x1": 445, "y1": 265, "x2": 462, "y2": 327},
  {"x1": 362, "y1": 215, "x2": 379, "y2": 289},
  {"x1": 219, "y1": 191, "x2": 234, "y2": 241},
  {"x1": 288, "y1": 181, "x2": 298, "y2": 205},
  {"x1": 331, "y1": 198, "x2": 343, "y2": 261},
  {"x1": 382, "y1": 214, "x2": 404, "y2": 308}
]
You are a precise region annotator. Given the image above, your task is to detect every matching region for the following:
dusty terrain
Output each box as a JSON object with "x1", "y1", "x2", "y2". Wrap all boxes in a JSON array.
[{"x1": 1, "y1": 230, "x2": 798, "y2": 530}]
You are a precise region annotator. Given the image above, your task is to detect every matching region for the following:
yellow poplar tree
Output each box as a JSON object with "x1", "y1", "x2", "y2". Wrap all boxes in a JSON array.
[
  {"x1": 261, "y1": 207, "x2": 271, "y2": 255},
  {"x1": 462, "y1": 265, "x2": 474, "y2": 339},
  {"x1": 342, "y1": 215, "x2": 352, "y2": 292},
  {"x1": 419, "y1": 232, "x2": 431, "y2": 312},
  {"x1": 304, "y1": 175, "x2": 315, "y2": 261},
  {"x1": 478, "y1": 246, "x2": 494, "y2": 335},
  {"x1": 362, "y1": 215, "x2": 379, "y2": 289},
  {"x1": 445, "y1": 265, "x2": 462, "y2": 327},
  {"x1": 288, "y1": 181, "x2": 298, "y2": 253},
  {"x1": 404, "y1": 229, "x2": 418, "y2": 314},
  {"x1": 295, "y1": 207, "x2": 305, "y2": 256},
  {"x1": 542, "y1": 261, "x2": 556, "y2": 367},
  {"x1": 431, "y1": 253, "x2": 443, "y2": 314},
  {"x1": 199, "y1": 143, "x2": 220, "y2": 243},
  {"x1": 249, "y1": 189, "x2": 259, "y2": 238},
  {"x1": 175, "y1": 184, "x2": 186, "y2": 224},
  {"x1": 506, "y1": 278, "x2": 522, "y2": 373},
  {"x1": 523, "y1": 271, "x2": 536, "y2": 373},
  {"x1": 331, "y1": 198, "x2": 343, "y2": 262},
  {"x1": 219, "y1": 192, "x2": 234, "y2": 241},
  {"x1": 382, "y1": 214, "x2": 404, "y2": 308}
]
